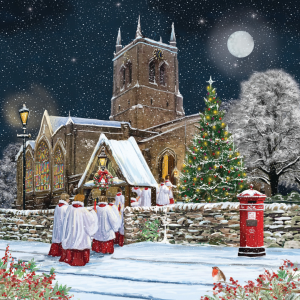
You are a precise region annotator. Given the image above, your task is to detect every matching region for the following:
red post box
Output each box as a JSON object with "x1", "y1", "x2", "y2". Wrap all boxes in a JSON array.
[{"x1": 237, "y1": 184, "x2": 266, "y2": 257}]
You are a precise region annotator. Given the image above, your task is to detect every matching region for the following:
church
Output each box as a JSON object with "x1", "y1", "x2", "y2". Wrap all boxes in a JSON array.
[{"x1": 16, "y1": 17, "x2": 201, "y2": 209}]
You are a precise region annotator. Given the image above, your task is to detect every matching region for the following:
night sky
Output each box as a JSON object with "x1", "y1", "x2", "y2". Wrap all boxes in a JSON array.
[{"x1": 0, "y1": 0, "x2": 299, "y2": 154}]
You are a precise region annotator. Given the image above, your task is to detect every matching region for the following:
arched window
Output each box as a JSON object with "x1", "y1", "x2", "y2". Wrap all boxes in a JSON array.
[
  {"x1": 160, "y1": 63, "x2": 166, "y2": 85},
  {"x1": 35, "y1": 141, "x2": 50, "y2": 191},
  {"x1": 127, "y1": 62, "x2": 132, "y2": 84},
  {"x1": 149, "y1": 61, "x2": 155, "y2": 83},
  {"x1": 25, "y1": 152, "x2": 33, "y2": 193},
  {"x1": 53, "y1": 146, "x2": 64, "y2": 190},
  {"x1": 120, "y1": 66, "x2": 125, "y2": 89}
]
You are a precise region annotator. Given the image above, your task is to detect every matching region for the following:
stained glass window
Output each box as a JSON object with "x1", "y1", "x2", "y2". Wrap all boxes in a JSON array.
[
  {"x1": 25, "y1": 152, "x2": 33, "y2": 193},
  {"x1": 53, "y1": 146, "x2": 64, "y2": 190},
  {"x1": 35, "y1": 141, "x2": 50, "y2": 191}
]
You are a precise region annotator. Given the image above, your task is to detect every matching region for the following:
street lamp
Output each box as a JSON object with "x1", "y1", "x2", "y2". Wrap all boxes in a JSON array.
[{"x1": 17, "y1": 104, "x2": 31, "y2": 210}]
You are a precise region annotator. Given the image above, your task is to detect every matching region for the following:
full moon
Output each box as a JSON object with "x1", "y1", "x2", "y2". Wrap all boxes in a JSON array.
[{"x1": 227, "y1": 31, "x2": 254, "y2": 58}]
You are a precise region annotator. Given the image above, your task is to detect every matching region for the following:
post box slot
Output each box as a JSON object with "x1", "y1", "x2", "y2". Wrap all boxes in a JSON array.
[
  {"x1": 248, "y1": 201, "x2": 256, "y2": 204},
  {"x1": 246, "y1": 219, "x2": 257, "y2": 226}
]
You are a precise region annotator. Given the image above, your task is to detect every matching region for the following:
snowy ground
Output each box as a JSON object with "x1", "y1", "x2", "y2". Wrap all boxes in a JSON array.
[{"x1": 0, "y1": 240, "x2": 299, "y2": 300}]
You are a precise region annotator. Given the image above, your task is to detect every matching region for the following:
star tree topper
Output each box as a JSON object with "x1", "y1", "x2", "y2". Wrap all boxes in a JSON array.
[{"x1": 206, "y1": 76, "x2": 215, "y2": 87}]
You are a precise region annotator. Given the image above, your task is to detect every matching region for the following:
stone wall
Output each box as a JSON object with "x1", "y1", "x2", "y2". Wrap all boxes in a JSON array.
[
  {"x1": 0, "y1": 209, "x2": 55, "y2": 243},
  {"x1": 124, "y1": 202, "x2": 300, "y2": 249}
]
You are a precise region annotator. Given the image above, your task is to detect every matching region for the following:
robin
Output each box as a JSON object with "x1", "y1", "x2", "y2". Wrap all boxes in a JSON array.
[{"x1": 212, "y1": 266, "x2": 226, "y2": 282}]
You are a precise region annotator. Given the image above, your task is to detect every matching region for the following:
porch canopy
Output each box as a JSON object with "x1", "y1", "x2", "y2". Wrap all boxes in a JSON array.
[{"x1": 78, "y1": 134, "x2": 157, "y2": 206}]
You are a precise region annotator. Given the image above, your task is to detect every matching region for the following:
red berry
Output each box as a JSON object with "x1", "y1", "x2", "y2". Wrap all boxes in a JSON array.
[
  {"x1": 220, "y1": 166, "x2": 222, "y2": 168},
  {"x1": 201, "y1": 178, "x2": 203, "y2": 180},
  {"x1": 222, "y1": 138, "x2": 224, "y2": 140},
  {"x1": 241, "y1": 180, "x2": 243, "y2": 182},
  {"x1": 193, "y1": 183, "x2": 195, "y2": 185},
  {"x1": 212, "y1": 153, "x2": 215, "y2": 156},
  {"x1": 223, "y1": 188, "x2": 225, "y2": 190},
  {"x1": 228, "y1": 171, "x2": 230, "y2": 173},
  {"x1": 200, "y1": 147, "x2": 203, "y2": 149},
  {"x1": 229, "y1": 148, "x2": 231, "y2": 151},
  {"x1": 208, "y1": 108, "x2": 211, "y2": 111},
  {"x1": 184, "y1": 180, "x2": 186, "y2": 182},
  {"x1": 214, "y1": 175, "x2": 217, "y2": 178},
  {"x1": 238, "y1": 174, "x2": 240, "y2": 176},
  {"x1": 208, "y1": 182, "x2": 211, "y2": 185},
  {"x1": 219, "y1": 117, "x2": 222, "y2": 120},
  {"x1": 203, "y1": 135, "x2": 205, "y2": 138},
  {"x1": 194, "y1": 157, "x2": 196, "y2": 159}
]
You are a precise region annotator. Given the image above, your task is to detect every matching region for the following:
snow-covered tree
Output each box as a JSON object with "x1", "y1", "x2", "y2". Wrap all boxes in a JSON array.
[
  {"x1": 224, "y1": 69, "x2": 300, "y2": 196},
  {"x1": 0, "y1": 143, "x2": 21, "y2": 208}
]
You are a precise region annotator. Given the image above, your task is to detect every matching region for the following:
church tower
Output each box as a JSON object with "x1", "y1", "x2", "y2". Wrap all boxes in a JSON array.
[{"x1": 110, "y1": 17, "x2": 185, "y2": 129}]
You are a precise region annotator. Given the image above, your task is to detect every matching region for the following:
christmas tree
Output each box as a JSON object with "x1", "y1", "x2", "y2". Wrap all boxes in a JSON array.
[{"x1": 179, "y1": 77, "x2": 247, "y2": 203}]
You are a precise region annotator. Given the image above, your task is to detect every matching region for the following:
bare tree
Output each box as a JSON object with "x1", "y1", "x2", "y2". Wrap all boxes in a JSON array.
[
  {"x1": 224, "y1": 69, "x2": 300, "y2": 196},
  {"x1": 0, "y1": 143, "x2": 21, "y2": 208}
]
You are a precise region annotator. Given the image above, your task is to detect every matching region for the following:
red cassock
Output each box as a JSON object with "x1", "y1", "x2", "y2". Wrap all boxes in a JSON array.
[{"x1": 92, "y1": 203, "x2": 120, "y2": 254}]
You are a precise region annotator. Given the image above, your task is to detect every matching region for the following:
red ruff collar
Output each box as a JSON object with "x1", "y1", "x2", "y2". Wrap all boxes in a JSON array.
[
  {"x1": 58, "y1": 203, "x2": 65, "y2": 207},
  {"x1": 144, "y1": 187, "x2": 148, "y2": 190},
  {"x1": 116, "y1": 193, "x2": 122, "y2": 196},
  {"x1": 134, "y1": 187, "x2": 139, "y2": 190},
  {"x1": 109, "y1": 203, "x2": 114, "y2": 206},
  {"x1": 165, "y1": 180, "x2": 170, "y2": 183},
  {"x1": 160, "y1": 183, "x2": 164, "y2": 186},
  {"x1": 72, "y1": 204, "x2": 82, "y2": 208},
  {"x1": 99, "y1": 204, "x2": 106, "y2": 207}
]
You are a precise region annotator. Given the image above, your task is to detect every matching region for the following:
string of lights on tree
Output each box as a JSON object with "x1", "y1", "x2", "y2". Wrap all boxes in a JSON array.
[{"x1": 179, "y1": 77, "x2": 248, "y2": 203}]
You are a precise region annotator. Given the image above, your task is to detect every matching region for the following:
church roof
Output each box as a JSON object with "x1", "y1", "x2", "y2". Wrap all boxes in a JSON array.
[
  {"x1": 48, "y1": 116, "x2": 129, "y2": 134},
  {"x1": 78, "y1": 133, "x2": 157, "y2": 188},
  {"x1": 16, "y1": 140, "x2": 36, "y2": 160}
]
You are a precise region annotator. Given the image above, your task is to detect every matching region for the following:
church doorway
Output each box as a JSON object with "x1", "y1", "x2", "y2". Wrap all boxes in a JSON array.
[{"x1": 159, "y1": 152, "x2": 175, "y2": 183}]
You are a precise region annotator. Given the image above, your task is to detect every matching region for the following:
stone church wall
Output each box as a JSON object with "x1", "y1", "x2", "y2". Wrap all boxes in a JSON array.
[
  {"x1": 124, "y1": 203, "x2": 300, "y2": 249},
  {"x1": 1, "y1": 203, "x2": 300, "y2": 250}
]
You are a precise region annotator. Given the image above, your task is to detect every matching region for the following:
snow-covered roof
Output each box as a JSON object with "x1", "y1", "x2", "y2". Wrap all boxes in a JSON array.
[
  {"x1": 48, "y1": 116, "x2": 129, "y2": 134},
  {"x1": 78, "y1": 134, "x2": 157, "y2": 188},
  {"x1": 16, "y1": 140, "x2": 36, "y2": 160}
]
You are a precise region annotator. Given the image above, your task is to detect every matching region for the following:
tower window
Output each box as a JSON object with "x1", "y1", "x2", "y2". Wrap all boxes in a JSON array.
[
  {"x1": 120, "y1": 66, "x2": 125, "y2": 89},
  {"x1": 150, "y1": 98, "x2": 153, "y2": 105},
  {"x1": 122, "y1": 67, "x2": 126, "y2": 87},
  {"x1": 149, "y1": 61, "x2": 155, "y2": 83},
  {"x1": 119, "y1": 105, "x2": 121, "y2": 110},
  {"x1": 160, "y1": 63, "x2": 166, "y2": 85},
  {"x1": 127, "y1": 62, "x2": 132, "y2": 84},
  {"x1": 128, "y1": 100, "x2": 130, "y2": 105},
  {"x1": 166, "y1": 101, "x2": 169, "y2": 107}
]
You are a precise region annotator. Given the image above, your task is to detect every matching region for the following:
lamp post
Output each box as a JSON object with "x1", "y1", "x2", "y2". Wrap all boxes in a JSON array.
[
  {"x1": 98, "y1": 148, "x2": 108, "y2": 171},
  {"x1": 17, "y1": 104, "x2": 31, "y2": 210}
]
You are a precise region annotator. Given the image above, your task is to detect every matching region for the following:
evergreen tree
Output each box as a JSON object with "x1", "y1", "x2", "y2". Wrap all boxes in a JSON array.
[{"x1": 179, "y1": 78, "x2": 247, "y2": 202}]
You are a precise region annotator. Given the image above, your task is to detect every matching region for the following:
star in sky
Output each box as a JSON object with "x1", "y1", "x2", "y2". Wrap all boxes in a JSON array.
[
  {"x1": 71, "y1": 58, "x2": 76, "y2": 62},
  {"x1": 198, "y1": 18, "x2": 206, "y2": 25},
  {"x1": 28, "y1": 7, "x2": 33, "y2": 12},
  {"x1": 116, "y1": 3, "x2": 121, "y2": 7}
]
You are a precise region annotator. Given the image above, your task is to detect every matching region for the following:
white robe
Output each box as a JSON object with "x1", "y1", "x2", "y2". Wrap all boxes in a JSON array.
[
  {"x1": 140, "y1": 188, "x2": 151, "y2": 207},
  {"x1": 94, "y1": 202, "x2": 120, "y2": 242},
  {"x1": 115, "y1": 193, "x2": 125, "y2": 235},
  {"x1": 165, "y1": 180, "x2": 174, "y2": 199},
  {"x1": 115, "y1": 193, "x2": 124, "y2": 214},
  {"x1": 108, "y1": 203, "x2": 121, "y2": 229},
  {"x1": 132, "y1": 187, "x2": 142, "y2": 197},
  {"x1": 61, "y1": 201, "x2": 97, "y2": 251},
  {"x1": 131, "y1": 197, "x2": 140, "y2": 207},
  {"x1": 52, "y1": 200, "x2": 69, "y2": 244},
  {"x1": 156, "y1": 184, "x2": 170, "y2": 205}
]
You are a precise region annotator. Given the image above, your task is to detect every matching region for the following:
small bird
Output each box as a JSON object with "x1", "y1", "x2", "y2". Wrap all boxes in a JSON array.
[{"x1": 212, "y1": 266, "x2": 226, "y2": 282}]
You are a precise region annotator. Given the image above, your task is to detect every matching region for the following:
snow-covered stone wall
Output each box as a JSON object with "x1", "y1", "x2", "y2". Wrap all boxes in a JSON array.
[
  {"x1": 0, "y1": 209, "x2": 55, "y2": 243},
  {"x1": 124, "y1": 202, "x2": 300, "y2": 248}
]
